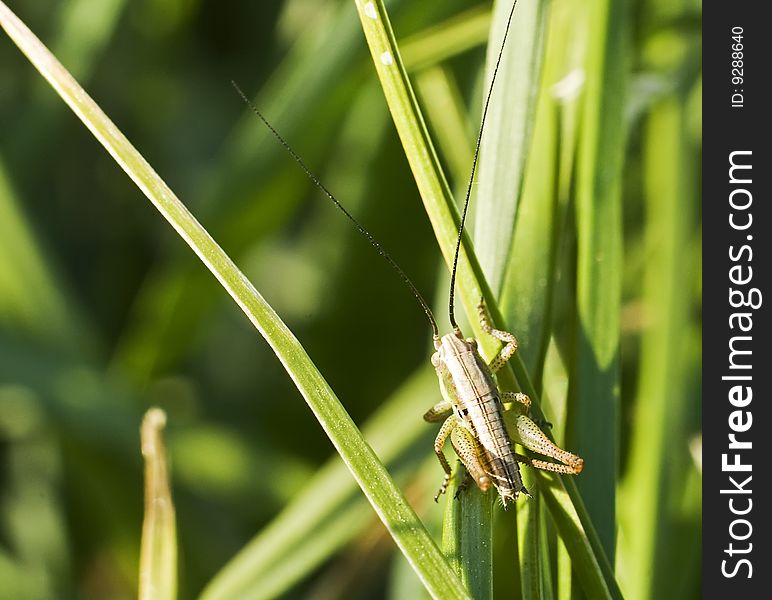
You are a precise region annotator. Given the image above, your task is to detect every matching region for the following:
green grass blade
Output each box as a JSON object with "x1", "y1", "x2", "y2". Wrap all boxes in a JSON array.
[
  {"x1": 353, "y1": 0, "x2": 492, "y2": 352},
  {"x1": 0, "y1": 5, "x2": 469, "y2": 598},
  {"x1": 571, "y1": 0, "x2": 629, "y2": 561},
  {"x1": 617, "y1": 95, "x2": 700, "y2": 599},
  {"x1": 139, "y1": 408, "x2": 177, "y2": 600},
  {"x1": 0, "y1": 388, "x2": 69, "y2": 598},
  {"x1": 111, "y1": 0, "x2": 392, "y2": 381},
  {"x1": 518, "y1": 482, "x2": 541, "y2": 599},
  {"x1": 400, "y1": 5, "x2": 491, "y2": 72},
  {"x1": 50, "y1": 0, "x2": 125, "y2": 80},
  {"x1": 0, "y1": 161, "x2": 74, "y2": 339},
  {"x1": 538, "y1": 502, "x2": 555, "y2": 600},
  {"x1": 202, "y1": 367, "x2": 437, "y2": 600},
  {"x1": 472, "y1": 2, "x2": 550, "y2": 591},
  {"x1": 441, "y1": 480, "x2": 494, "y2": 599},
  {"x1": 499, "y1": 68, "x2": 563, "y2": 381},
  {"x1": 354, "y1": 2, "x2": 498, "y2": 593},
  {"x1": 414, "y1": 66, "x2": 474, "y2": 186},
  {"x1": 473, "y1": 0, "x2": 549, "y2": 296}
]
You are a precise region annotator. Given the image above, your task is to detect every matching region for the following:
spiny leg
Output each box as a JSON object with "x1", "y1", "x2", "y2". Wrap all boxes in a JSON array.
[
  {"x1": 450, "y1": 426, "x2": 492, "y2": 493},
  {"x1": 511, "y1": 414, "x2": 584, "y2": 473},
  {"x1": 477, "y1": 301, "x2": 518, "y2": 373},
  {"x1": 513, "y1": 452, "x2": 582, "y2": 475},
  {"x1": 423, "y1": 400, "x2": 453, "y2": 423},
  {"x1": 502, "y1": 391, "x2": 530, "y2": 411},
  {"x1": 432, "y1": 416, "x2": 458, "y2": 501}
]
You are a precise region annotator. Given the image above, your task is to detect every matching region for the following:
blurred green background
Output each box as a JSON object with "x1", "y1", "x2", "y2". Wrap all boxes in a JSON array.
[{"x1": 0, "y1": 0, "x2": 700, "y2": 599}]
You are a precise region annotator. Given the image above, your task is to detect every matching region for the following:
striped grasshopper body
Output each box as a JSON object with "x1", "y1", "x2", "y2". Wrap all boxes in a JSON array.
[{"x1": 424, "y1": 304, "x2": 583, "y2": 507}]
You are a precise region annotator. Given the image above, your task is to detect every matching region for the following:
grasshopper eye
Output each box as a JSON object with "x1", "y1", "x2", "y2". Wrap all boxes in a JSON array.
[{"x1": 431, "y1": 352, "x2": 441, "y2": 367}]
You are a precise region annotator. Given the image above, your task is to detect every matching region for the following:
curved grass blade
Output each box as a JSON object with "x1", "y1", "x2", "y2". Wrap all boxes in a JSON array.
[{"x1": 0, "y1": 5, "x2": 469, "y2": 598}]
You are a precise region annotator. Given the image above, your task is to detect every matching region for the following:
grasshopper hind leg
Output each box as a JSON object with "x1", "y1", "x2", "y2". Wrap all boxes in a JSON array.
[
  {"x1": 512, "y1": 414, "x2": 584, "y2": 474},
  {"x1": 450, "y1": 426, "x2": 492, "y2": 493}
]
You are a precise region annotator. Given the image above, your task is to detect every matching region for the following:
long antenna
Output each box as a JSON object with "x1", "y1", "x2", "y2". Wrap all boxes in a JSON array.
[
  {"x1": 448, "y1": 0, "x2": 519, "y2": 330},
  {"x1": 232, "y1": 81, "x2": 440, "y2": 339}
]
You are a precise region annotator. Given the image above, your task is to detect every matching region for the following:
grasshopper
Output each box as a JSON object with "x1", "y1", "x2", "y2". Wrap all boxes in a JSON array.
[
  {"x1": 236, "y1": 0, "x2": 582, "y2": 508},
  {"x1": 423, "y1": 305, "x2": 583, "y2": 506},
  {"x1": 418, "y1": 0, "x2": 582, "y2": 507}
]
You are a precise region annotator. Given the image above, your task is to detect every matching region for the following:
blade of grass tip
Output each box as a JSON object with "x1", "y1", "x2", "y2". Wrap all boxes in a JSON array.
[
  {"x1": 353, "y1": 3, "x2": 622, "y2": 598},
  {"x1": 473, "y1": 0, "x2": 549, "y2": 298},
  {"x1": 139, "y1": 408, "x2": 177, "y2": 600},
  {"x1": 571, "y1": 0, "x2": 629, "y2": 563},
  {"x1": 0, "y1": 5, "x2": 468, "y2": 598}
]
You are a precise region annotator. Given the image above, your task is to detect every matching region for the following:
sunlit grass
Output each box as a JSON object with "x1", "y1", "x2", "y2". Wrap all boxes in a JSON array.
[{"x1": 0, "y1": 0, "x2": 701, "y2": 598}]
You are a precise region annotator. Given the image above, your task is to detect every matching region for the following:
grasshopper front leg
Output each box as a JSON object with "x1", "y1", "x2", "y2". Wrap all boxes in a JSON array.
[
  {"x1": 502, "y1": 391, "x2": 530, "y2": 411},
  {"x1": 478, "y1": 301, "x2": 518, "y2": 373},
  {"x1": 423, "y1": 400, "x2": 453, "y2": 423},
  {"x1": 430, "y1": 414, "x2": 458, "y2": 501}
]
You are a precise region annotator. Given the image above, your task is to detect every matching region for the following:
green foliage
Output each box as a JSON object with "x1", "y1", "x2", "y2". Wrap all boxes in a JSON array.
[{"x1": 1, "y1": 0, "x2": 701, "y2": 598}]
